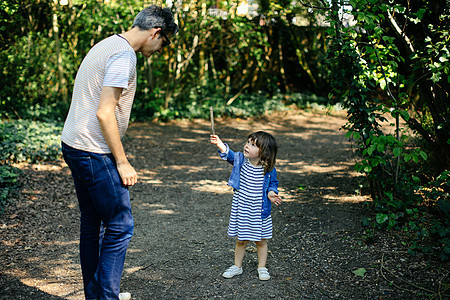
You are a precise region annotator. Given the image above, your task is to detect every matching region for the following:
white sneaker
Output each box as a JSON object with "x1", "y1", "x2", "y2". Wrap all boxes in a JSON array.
[
  {"x1": 119, "y1": 292, "x2": 131, "y2": 300},
  {"x1": 222, "y1": 265, "x2": 243, "y2": 278},
  {"x1": 258, "y1": 267, "x2": 270, "y2": 280}
]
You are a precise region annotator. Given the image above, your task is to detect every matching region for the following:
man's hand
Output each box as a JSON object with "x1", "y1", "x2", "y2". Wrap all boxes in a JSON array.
[
  {"x1": 268, "y1": 191, "x2": 282, "y2": 206},
  {"x1": 117, "y1": 161, "x2": 137, "y2": 186}
]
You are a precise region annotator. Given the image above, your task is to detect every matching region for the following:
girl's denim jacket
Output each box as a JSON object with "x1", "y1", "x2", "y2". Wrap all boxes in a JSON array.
[{"x1": 219, "y1": 143, "x2": 279, "y2": 219}]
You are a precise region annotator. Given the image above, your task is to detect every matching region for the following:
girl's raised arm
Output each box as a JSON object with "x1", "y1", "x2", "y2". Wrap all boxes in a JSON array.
[{"x1": 210, "y1": 134, "x2": 227, "y2": 153}]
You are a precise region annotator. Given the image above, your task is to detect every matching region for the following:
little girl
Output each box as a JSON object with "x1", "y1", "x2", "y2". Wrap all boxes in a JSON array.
[{"x1": 210, "y1": 131, "x2": 282, "y2": 281}]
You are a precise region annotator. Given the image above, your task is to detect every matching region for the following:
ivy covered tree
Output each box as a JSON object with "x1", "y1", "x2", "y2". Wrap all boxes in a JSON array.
[{"x1": 324, "y1": 0, "x2": 449, "y2": 258}]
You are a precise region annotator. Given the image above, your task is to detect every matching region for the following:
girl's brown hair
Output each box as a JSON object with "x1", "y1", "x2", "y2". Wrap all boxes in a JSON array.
[{"x1": 247, "y1": 131, "x2": 277, "y2": 174}]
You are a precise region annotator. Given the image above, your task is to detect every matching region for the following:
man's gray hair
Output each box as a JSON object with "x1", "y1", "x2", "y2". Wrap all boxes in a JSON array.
[{"x1": 132, "y1": 5, "x2": 178, "y2": 35}]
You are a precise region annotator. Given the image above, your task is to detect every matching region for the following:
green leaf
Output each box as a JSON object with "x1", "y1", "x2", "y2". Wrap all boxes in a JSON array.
[
  {"x1": 416, "y1": 8, "x2": 426, "y2": 19},
  {"x1": 393, "y1": 147, "x2": 402, "y2": 157},
  {"x1": 431, "y1": 71, "x2": 441, "y2": 83},
  {"x1": 361, "y1": 217, "x2": 371, "y2": 227},
  {"x1": 376, "y1": 143, "x2": 385, "y2": 152},
  {"x1": 385, "y1": 191, "x2": 393, "y2": 201},
  {"x1": 370, "y1": 158, "x2": 380, "y2": 167},
  {"x1": 419, "y1": 151, "x2": 427, "y2": 160},
  {"x1": 388, "y1": 218, "x2": 397, "y2": 228},
  {"x1": 399, "y1": 110, "x2": 410, "y2": 121},
  {"x1": 297, "y1": 185, "x2": 306, "y2": 191},
  {"x1": 352, "y1": 268, "x2": 367, "y2": 277},
  {"x1": 376, "y1": 213, "x2": 388, "y2": 224},
  {"x1": 354, "y1": 163, "x2": 364, "y2": 172},
  {"x1": 380, "y1": 79, "x2": 386, "y2": 89}
]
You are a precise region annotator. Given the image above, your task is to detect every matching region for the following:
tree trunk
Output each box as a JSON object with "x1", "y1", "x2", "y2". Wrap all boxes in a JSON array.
[{"x1": 52, "y1": 2, "x2": 68, "y2": 105}]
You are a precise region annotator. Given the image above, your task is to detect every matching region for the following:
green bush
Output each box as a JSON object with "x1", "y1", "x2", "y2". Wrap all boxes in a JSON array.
[
  {"x1": 0, "y1": 119, "x2": 63, "y2": 163},
  {"x1": 0, "y1": 164, "x2": 21, "y2": 213},
  {"x1": 0, "y1": 119, "x2": 63, "y2": 213},
  {"x1": 151, "y1": 90, "x2": 330, "y2": 121}
]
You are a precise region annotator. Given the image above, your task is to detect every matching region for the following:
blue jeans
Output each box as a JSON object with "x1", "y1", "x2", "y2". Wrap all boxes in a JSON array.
[{"x1": 62, "y1": 142, "x2": 134, "y2": 300}]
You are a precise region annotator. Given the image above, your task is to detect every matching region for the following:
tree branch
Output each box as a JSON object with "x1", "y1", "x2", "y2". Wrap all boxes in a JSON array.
[
  {"x1": 386, "y1": 9, "x2": 415, "y2": 53},
  {"x1": 406, "y1": 117, "x2": 435, "y2": 144},
  {"x1": 226, "y1": 83, "x2": 250, "y2": 106}
]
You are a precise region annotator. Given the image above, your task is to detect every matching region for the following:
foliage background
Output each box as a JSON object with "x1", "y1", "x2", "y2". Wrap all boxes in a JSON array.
[{"x1": 0, "y1": 0, "x2": 328, "y2": 121}]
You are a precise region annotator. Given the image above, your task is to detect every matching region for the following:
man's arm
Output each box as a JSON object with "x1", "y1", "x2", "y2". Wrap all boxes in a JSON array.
[{"x1": 97, "y1": 86, "x2": 137, "y2": 186}]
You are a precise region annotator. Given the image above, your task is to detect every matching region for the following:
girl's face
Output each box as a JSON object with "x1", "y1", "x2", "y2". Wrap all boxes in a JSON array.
[{"x1": 243, "y1": 139, "x2": 260, "y2": 160}]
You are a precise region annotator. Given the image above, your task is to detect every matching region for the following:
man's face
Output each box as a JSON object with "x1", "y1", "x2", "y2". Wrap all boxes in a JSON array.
[{"x1": 142, "y1": 30, "x2": 171, "y2": 57}]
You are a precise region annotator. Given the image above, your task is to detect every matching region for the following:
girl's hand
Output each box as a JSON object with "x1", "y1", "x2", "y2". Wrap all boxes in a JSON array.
[
  {"x1": 268, "y1": 191, "x2": 282, "y2": 206},
  {"x1": 210, "y1": 134, "x2": 227, "y2": 153}
]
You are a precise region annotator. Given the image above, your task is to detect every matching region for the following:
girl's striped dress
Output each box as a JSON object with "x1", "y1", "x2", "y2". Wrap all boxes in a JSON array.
[{"x1": 227, "y1": 158, "x2": 273, "y2": 241}]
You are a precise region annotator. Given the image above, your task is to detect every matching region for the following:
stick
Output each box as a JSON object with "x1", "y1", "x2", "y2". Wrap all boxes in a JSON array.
[{"x1": 209, "y1": 106, "x2": 215, "y2": 135}]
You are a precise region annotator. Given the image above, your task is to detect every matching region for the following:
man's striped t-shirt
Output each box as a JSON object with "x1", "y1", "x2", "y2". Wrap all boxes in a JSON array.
[{"x1": 61, "y1": 34, "x2": 137, "y2": 154}]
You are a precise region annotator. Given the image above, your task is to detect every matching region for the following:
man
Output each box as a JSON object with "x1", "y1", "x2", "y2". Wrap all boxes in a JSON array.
[{"x1": 61, "y1": 5, "x2": 178, "y2": 300}]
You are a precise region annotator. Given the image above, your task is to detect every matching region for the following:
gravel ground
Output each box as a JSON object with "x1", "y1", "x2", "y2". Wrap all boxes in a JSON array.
[{"x1": 0, "y1": 109, "x2": 448, "y2": 299}]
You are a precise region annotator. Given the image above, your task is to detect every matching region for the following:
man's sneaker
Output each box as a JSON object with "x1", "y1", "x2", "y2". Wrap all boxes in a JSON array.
[
  {"x1": 258, "y1": 267, "x2": 270, "y2": 280},
  {"x1": 222, "y1": 265, "x2": 243, "y2": 278},
  {"x1": 119, "y1": 292, "x2": 131, "y2": 300}
]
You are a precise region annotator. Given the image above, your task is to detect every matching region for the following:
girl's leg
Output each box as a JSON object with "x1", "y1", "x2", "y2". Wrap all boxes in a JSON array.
[
  {"x1": 234, "y1": 240, "x2": 248, "y2": 267},
  {"x1": 255, "y1": 239, "x2": 268, "y2": 268},
  {"x1": 223, "y1": 240, "x2": 247, "y2": 278}
]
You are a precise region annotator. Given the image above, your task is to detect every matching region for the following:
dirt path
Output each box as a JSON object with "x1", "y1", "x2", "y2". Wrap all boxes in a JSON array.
[{"x1": 0, "y1": 110, "x2": 448, "y2": 299}]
